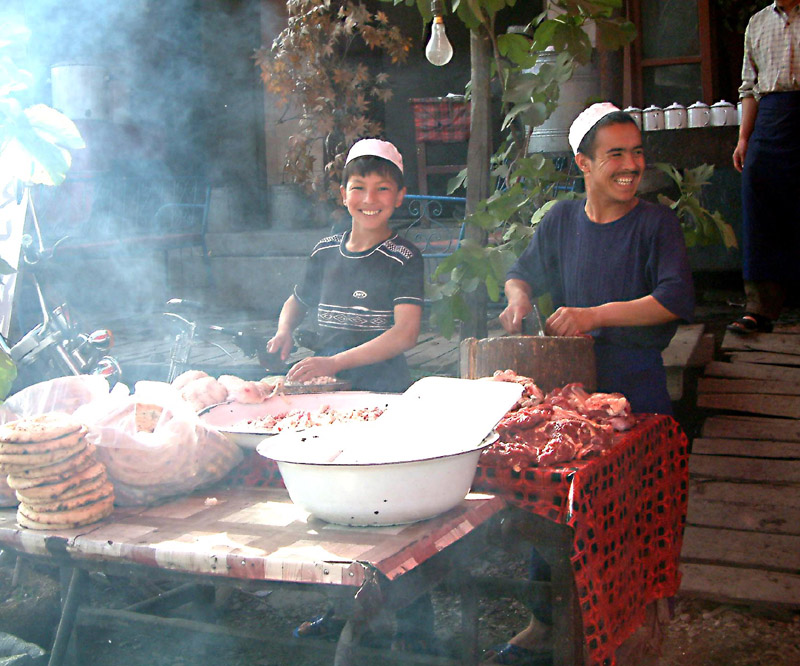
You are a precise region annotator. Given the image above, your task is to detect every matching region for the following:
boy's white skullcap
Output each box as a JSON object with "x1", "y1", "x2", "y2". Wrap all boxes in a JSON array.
[
  {"x1": 568, "y1": 102, "x2": 622, "y2": 155},
  {"x1": 345, "y1": 139, "x2": 404, "y2": 174}
]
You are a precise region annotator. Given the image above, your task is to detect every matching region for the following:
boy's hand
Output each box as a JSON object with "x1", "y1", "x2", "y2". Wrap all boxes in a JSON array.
[
  {"x1": 267, "y1": 332, "x2": 293, "y2": 361},
  {"x1": 286, "y1": 355, "x2": 339, "y2": 383}
]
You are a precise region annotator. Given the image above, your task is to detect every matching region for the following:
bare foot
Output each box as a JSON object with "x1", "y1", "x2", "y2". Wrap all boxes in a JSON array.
[{"x1": 506, "y1": 616, "x2": 552, "y2": 649}]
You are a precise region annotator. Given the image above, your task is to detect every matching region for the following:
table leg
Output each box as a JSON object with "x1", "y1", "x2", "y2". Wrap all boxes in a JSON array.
[
  {"x1": 459, "y1": 571, "x2": 479, "y2": 666},
  {"x1": 48, "y1": 567, "x2": 88, "y2": 666}
]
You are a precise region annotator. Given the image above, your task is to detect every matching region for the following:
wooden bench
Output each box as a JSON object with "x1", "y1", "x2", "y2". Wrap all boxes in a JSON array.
[{"x1": 40, "y1": 176, "x2": 212, "y2": 286}]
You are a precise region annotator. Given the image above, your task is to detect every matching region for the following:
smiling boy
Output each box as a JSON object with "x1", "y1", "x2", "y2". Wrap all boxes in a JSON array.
[{"x1": 267, "y1": 138, "x2": 424, "y2": 392}]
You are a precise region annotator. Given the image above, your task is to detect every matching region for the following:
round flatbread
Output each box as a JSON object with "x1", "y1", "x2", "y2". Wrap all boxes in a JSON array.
[
  {"x1": 0, "y1": 440, "x2": 87, "y2": 470},
  {"x1": 0, "y1": 413, "x2": 82, "y2": 444},
  {"x1": 57, "y1": 473, "x2": 108, "y2": 501},
  {"x1": 0, "y1": 427, "x2": 87, "y2": 456},
  {"x1": 5, "y1": 444, "x2": 97, "y2": 485},
  {"x1": 17, "y1": 495, "x2": 114, "y2": 530},
  {"x1": 19, "y1": 481, "x2": 114, "y2": 513},
  {"x1": 7, "y1": 447, "x2": 96, "y2": 490},
  {"x1": 14, "y1": 462, "x2": 106, "y2": 502}
]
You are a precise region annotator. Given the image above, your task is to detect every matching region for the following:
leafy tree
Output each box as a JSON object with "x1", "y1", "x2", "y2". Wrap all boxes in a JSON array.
[{"x1": 255, "y1": 1, "x2": 413, "y2": 205}]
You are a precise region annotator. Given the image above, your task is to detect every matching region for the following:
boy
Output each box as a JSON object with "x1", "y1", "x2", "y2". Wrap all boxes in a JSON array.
[{"x1": 267, "y1": 138, "x2": 424, "y2": 392}]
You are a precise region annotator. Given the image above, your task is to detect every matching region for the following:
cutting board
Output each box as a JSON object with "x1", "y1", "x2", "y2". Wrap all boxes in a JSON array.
[{"x1": 459, "y1": 335, "x2": 597, "y2": 392}]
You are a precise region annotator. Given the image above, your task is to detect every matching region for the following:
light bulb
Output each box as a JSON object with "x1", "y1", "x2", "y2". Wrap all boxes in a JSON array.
[{"x1": 425, "y1": 16, "x2": 453, "y2": 66}]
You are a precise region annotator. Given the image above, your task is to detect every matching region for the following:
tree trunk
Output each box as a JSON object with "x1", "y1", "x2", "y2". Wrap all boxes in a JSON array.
[{"x1": 461, "y1": 27, "x2": 491, "y2": 341}]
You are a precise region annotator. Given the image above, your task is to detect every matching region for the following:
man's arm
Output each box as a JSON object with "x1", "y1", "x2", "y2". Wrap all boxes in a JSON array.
[
  {"x1": 499, "y1": 278, "x2": 535, "y2": 334},
  {"x1": 545, "y1": 295, "x2": 679, "y2": 337},
  {"x1": 286, "y1": 303, "x2": 422, "y2": 382},
  {"x1": 733, "y1": 96, "x2": 758, "y2": 172}
]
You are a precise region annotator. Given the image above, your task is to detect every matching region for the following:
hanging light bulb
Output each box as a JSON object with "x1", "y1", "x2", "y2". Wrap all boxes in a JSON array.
[{"x1": 425, "y1": 1, "x2": 453, "y2": 66}]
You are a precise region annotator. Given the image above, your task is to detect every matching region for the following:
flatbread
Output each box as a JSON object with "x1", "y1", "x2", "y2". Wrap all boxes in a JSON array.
[
  {"x1": 17, "y1": 495, "x2": 114, "y2": 530},
  {"x1": 14, "y1": 462, "x2": 106, "y2": 502},
  {"x1": 0, "y1": 427, "x2": 87, "y2": 455},
  {"x1": 0, "y1": 413, "x2": 82, "y2": 443},
  {"x1": 5, "y1": 444, "x2": 97, "y2": 484},
  {"x1": 19, "y1": 481, "x2": 114, "y2": 513},
  {"x1": 57, "y1": 473, "x2": 108, "y2": 501},
  {"x1": 0, "y1": 441, "x2": 87, "y2": 470},
  {"x1": 134, "y1": 403, "x2": 163, "y2": 433}
]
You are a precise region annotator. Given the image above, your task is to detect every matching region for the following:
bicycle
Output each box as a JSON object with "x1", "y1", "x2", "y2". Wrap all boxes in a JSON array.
[{"x1": 162, "y1": 298, "x2": 288, "y2": 383}]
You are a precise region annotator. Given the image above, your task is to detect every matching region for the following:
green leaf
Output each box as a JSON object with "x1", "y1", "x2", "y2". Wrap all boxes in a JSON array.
[
  {"x1": 497, "y1": 33, "x2": 533, "y2": 65},
  {"x1": 594, "y1": 17, "x2": 637, "y2": 51}
]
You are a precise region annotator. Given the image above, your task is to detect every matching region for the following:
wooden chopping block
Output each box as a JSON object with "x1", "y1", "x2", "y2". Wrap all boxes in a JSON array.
[{"x1": 459, "y1": 335, "x2": 597, "y2": 392}]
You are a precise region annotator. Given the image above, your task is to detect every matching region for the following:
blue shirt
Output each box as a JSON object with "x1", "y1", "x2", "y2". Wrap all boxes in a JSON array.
[{"x1": 507, "y1": 199, "x2": 694, "y2": 351}]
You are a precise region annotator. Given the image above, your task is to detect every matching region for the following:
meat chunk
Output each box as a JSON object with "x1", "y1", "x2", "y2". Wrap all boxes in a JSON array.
[
  {"x1": 179, "y1": 376, "x2": 229, "y2": 412},
  {"x1": 172, "y1": 370, "x2": 210, "y2": 392},
  {"x1": 218, "y1": 375, "x2": 269, "y2": 404}
]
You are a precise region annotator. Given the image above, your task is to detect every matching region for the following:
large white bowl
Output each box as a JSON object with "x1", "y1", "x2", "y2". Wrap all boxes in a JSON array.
[
  {"x1": 198, "y1": 392, "x2": 396, "y2": 449},
  {"x1": 257, "y1": 426, "x2": 497, "y2": 526}
]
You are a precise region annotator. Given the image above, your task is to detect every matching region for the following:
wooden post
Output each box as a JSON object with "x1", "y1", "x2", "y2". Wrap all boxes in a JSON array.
[{"x1": 461, "y1": 27, "x2": 492, "y2": 341}]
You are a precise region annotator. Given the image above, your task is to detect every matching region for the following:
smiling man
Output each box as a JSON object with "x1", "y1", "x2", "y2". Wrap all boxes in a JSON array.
[
  {"x1": 487, "y1": 103, "x2": 695, "y2": 666},
  {"x1": 499, "y1": 103, "x2": 695, "y2": 416}
]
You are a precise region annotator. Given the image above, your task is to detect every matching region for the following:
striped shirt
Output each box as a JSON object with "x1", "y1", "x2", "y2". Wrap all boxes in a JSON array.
[{"x1": 739, "y1": 2, "x2": 800, "y2": 99}]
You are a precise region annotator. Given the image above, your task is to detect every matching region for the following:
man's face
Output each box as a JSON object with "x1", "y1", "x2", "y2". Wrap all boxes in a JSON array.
[{"x1": 577, "y1": 122, "x2": 645, "y2": 206}]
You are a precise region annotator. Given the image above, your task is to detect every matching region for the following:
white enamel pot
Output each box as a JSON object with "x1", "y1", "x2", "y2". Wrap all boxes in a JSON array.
[{"x1": 258, "y1": 428, "x2": 497, "y2": 526}]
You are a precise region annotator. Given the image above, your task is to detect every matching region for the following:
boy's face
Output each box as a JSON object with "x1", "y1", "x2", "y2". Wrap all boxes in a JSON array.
[{"x1": 340, "y1": 172, "x2": 405, "y2": 234}]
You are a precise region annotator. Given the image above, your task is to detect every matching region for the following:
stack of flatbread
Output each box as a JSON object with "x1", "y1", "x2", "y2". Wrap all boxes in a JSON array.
[{"x1": 0, "y1": 413, "x2": 114, "y2": 530}]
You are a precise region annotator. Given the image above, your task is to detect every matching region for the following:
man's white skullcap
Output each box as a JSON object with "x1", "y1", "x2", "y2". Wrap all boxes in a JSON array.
[
  {"x1": 568, "y1": 102, "x2": 622, "y2": 155},
  {"x1": 345, "y1": 138, "x2": 404, "y2": 174}
]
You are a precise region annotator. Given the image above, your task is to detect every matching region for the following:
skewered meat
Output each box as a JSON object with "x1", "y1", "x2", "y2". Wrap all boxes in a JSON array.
[
  {"x1": 171, "y1": 370, "x2": 210, "y2": 392},
  {"x1": 218, "y1": 375, "x2": 269, "y2": 404},
  {"x1": 179, "y1": 376, "x2": 229, "y2": 412}
]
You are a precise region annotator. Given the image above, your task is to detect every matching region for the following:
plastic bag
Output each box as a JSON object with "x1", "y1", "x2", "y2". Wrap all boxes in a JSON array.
[
  {"x1": 74, "y1": 381, "x2": 243, "y2": 506},
  {"x1": 0, "y1": 376, "x2": 112, "y2": 422}
]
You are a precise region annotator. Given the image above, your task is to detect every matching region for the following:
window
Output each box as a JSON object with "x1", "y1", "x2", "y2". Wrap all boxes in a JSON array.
[{"x1": 625, "y1": 0, "x2": 715, "y2": 107}]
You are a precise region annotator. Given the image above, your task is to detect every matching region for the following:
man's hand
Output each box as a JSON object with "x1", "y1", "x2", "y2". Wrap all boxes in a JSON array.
[
  {"x1": 545, "y1": 306, "x2": 596, "y2": 337},
  {"x1": 286, "y1": 355, "x2": 338, "y2": 383},
  {"x1": 500, "y1": 279, "x2": 534, "y2": 334},
  {"x1": 499, "y1": 301, "x2": 533, "y2": 334},
  {"x1": 266, "y1": 331, "x2": 293, "y2": 361},
  {"x1": 733, "y1": 138, "x2": 748, "y2": 173}
]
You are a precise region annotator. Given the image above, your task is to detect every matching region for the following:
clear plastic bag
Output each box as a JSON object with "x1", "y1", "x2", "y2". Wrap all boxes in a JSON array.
[{"x1": 74, "y1": 381, "x2": 243, "y2": 506}]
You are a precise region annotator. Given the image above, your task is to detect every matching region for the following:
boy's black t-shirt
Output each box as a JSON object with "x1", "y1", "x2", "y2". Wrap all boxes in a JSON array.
[{"x1": 294, "y1": 231, "x2": 424, "y2": 352}]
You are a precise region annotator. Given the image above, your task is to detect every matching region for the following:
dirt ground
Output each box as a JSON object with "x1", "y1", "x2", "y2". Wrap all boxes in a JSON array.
[{"x1": 1, "y1": 546, "x2": 799, "y2": 666}]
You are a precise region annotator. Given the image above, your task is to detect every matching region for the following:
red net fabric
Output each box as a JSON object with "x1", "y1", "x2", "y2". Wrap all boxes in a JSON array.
[
  {"x1": 410, "y1": 97, "x2": 471, "y2": 143},
  {"x1": 473, "y1": 414, "x2": 689, "y2": 666}
]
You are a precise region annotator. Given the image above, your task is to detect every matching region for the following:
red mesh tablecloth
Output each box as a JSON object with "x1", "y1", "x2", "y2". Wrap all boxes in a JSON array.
[
  {"x1": 410, "y1": 97, "x2": 470, "y2": 143},
  {"x1": 473, "y1": 414, "x2": 689, "y2": 666}
]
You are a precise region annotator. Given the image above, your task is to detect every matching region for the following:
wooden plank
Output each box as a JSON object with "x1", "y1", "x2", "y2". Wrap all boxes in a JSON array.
[
  {"x1": 688, "y1": 333, "x2": 715, "y2": 367},
  {"x1": 704, "y1": 360, "x2": 800, "y2": 384},
  {"x1": 697, "y1": 377, "x2": 800, "y2": 396},
  {"x1": 689, "y1": 453, "x2": 800, "y2": 483},
  {"x1": 692, "y1": 437, "x2": 800, "y2": 459},
  {"x1": 726, "y1": 351, "x2": 800, "y2": 367},
  {"x1": 681, "y1": 525, "x2": 800, "y2": 572},
  {"x1": 661, "y1": 324, "x2": 705, "y2": 368},
  {"x1": 679, "y1": 563, "x2": 800, "y2": 608},
  {"x1": 689, "y1": 478, "x2": 800, "y2": 508},
  {"x1": 702, "y1": 415, "x2": 800, "y2": 442},
  {"x1": 722, "y1": 330, "x2": 800, "y2": 354},
  {"x1": 687, "y1": 496, "x2": 800, "y2": 535},
  {"x1": 696, "y1": 393, "x2": 800, "y2": 418}
]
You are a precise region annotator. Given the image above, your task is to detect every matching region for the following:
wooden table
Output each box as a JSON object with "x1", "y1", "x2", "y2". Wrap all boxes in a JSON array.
[{"x1": 0, "y1": 487, "x2": 506, "y2": 666}]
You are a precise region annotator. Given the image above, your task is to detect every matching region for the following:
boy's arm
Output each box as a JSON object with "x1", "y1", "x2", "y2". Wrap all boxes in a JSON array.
[
  {"x1": 286, "y1": 303, "x2": 422, "y2": 382},
  {"x1": 267, "y1": 295, "x2": 308, "y2": 360}
]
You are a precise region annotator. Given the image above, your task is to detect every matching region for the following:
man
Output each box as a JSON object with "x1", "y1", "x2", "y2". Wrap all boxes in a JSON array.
[
  {"x1": 728, "y1": 0, "x2": 800, "y2": 335},
  {"x1": 484, "y1": 105, "x2": 695, "y2": 664},
  {"x1": 499, "y1": 103, "x2": 694, "y2": 417}
]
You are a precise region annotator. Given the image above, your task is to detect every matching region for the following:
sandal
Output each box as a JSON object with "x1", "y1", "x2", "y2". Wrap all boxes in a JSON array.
[
  {"x1": 292, "y1": 609, "x2": 345, "y2": 639},
  {"x1": 726, "y1": 312, "x2": 773, "y2": 335},
  {"x1": 481, "y1": 642, "x2": 552, "y2": 665}
]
